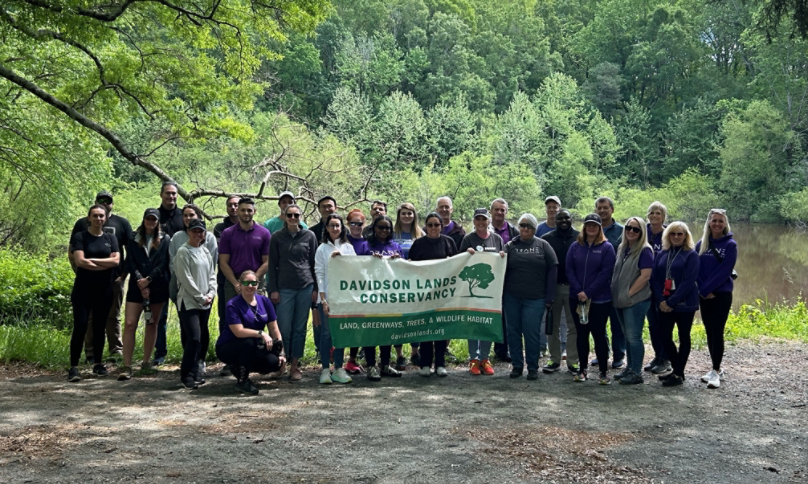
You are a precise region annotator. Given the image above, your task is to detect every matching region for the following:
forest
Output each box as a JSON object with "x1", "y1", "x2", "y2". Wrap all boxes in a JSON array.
[{"x1": 1, "y1": 0, "x2": 808, "y2": 253}]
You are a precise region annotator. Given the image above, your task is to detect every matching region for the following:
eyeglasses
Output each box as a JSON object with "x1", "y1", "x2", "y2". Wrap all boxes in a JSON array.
[
  {"x1": 349, "y1": 221, "x2": 363, "y2": 227},
  {"x1": 425, "y1": 223, "x2": 442, "y2": 228},
  {"x1": 241, "y1": 280, "x2": 259, "y2": 287},
  {"x1": 669, "y1": 232, "x2": 685, "y2": 236},
  {"x1": 286, "y1": 213, "x2": 301, "y2": 219},
  {"x1": 625, "y1": 226, "x2": 642, "y2": 234},
  {"x1": 376, "y1": 226, "x2": 392, "y2": 231},
  {"x1": 519, "y1": 224, "x2": 534, "y2": 229},
  {"x1": 327, "y1": 224, "x2": 342, "y2": 229},
  {"x1": 96, "y1": 198, "x2": 112, "y2": 204}
]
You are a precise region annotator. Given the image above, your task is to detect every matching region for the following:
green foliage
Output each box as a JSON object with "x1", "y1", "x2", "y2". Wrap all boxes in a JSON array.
[
  {"x1": 0, "y1": 249, "x2": 74, "y2": 328},
  {"x1": 779, "y1": 188, "x2": 808, "y2": 223}
]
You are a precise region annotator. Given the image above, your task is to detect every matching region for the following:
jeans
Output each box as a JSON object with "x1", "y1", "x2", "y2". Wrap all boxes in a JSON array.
[
  {"x1": 647, "y1": 296, "x2": 667, "y2": 361},
  {"x1": 609, "y1": 306, "x2": 626, "y2": 361},
  {"x1": 313, "y1": 311, "x2": 321, "y2": 353},
  {"x1": 549, "y1": 284, "x2": 577, "y2": 365},
  {"x1": 660, "y1": 310, "x2": 695, "y2": 376},
  {"x1": 179, "y1": 304, "x2": 211, "y2": 381},
  {"x1": 70, "y1": 286, "x2": 113, "y2": 367},
  {"x1": 154, "y1": 303, "x2": 170, "y2": 359},
  {"x1": 420, "y1": 340, "x2": 447, "y2": 369},
  {"x1": 569, "y1": 300, "x2": 611, "y2": 373},
  {"x1": 276, "y1": 284, "x2": 313, "y2": 359},
  {"x1": 494, "y1": 304, "x2": 509, "y2": 357},
  {"x1": 467, "y1": 339, "x2": 492, "y2": 361},
  {"x1": 84, "y1": 278, "x2": 124, "y2": 357},
  {"x1": 615, "y1": 300, "x2": 651, "y2": 374},
  {"x1": 700, "y1": 292, "x2": 733, "y2": 370},
  {"x1": 317, "y1": 304, "x2": 344, "y2": 369},
  {"x1": 503, "y1": 293, "x2": 546, "y2": 372}
]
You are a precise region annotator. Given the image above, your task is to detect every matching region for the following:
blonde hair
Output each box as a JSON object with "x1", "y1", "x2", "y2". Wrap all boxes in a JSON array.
[
  {"x1": 662, "y1": 221, "x2": 695, "y2": 251},
  {"x1": 698, "y1": 209, "x2": 731, "y2": 255},
  {"x1": 647, "y1": 201, "x2": 668, "y2": 222},
  {"x1": 393, "y1": 202, "x2": 423, "y2": 239},
  {"x1": 617, "y1": 216, "x2": 652, "y2": 258}
]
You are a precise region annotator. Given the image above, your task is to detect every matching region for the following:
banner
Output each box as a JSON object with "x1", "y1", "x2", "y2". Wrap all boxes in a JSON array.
[{"x1": 327, "y1": 252, "x2": 506, "y2": 347}]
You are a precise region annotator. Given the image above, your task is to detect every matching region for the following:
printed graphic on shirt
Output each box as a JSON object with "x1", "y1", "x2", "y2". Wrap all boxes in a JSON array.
[{"x1": 458, "y1": 263, "x2": 496, "y2": 298}]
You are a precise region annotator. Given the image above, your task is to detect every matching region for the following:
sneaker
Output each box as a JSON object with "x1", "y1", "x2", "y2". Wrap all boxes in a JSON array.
[
  {"x1": 644, "y1": 357, "x2": 660, "y2": 372},
  {"x1": 395, "y1": 355, "x2": 407, "y2": 371},
  {"x1": 331, "y1": 368, "x2": 353, "y2": 384},
  {"x1": 117, "y1": 366, "x2": 133, "y2": 381},
  {"x1": 444, "y1": 349, "x2": 458, "y2": 363},
  {"x1": 707, "y1": 372, "x2": 720, "y2": 389},
  {"x1": 542, "y1": 360, "x2": 561, "y2": 373},
  {"x1": 561, "y1": 350, "x2": 567, "y2": 361},
  {"x1": 220, "y1": 363, "x2": 232, "y2": 376},
  {"x1": 614, "y1": 369, "x2": 629, "y2": 380},
  {"x1": 419, "y1": 366, "x2": 432, "y2": 377},
  {"x1": 197, "y1": 360, "x2": 206, "y2": 377},
  {"x1": 662, "y1": 374, "x2": 683, "y2": 387},
  {"x1": 381, "y1": 365, "x2": 403, "y2": 377},
  {"x1": 469, "y1": 360, "x2": 481, "y2": 375},
  {"x1": 410, "y1": 352, "x2": 421, "y2": 367},
  {"x1": 658, "y1": 372, "x2": 676, "y2": 381},
  {"x1": 509, "y1": 367, "x2": 523, "y2": 378},
  {"x1": 67, "y1": 367, "x2": 81, "y2": 382},
  {"x1": 480, "y1": 359, "x2": 495, "y2": 375},
  {"x1": 619, "y1": 371, "x2": 644, "y2": 385},
  {"x1": 611, "y1": 358, "x2": 625, "y2": 369},
  {"x1": 194, "y1": 371, "x2": 206, "y2": 385},
  {"x1": 651, "y1": 360, "x2": 672, "y2": 374},
  {"x1": 527, "y1": 369, "x2": 538, "y2": 381},
  {"x1": 573, "y1": 369, "x2": 587, "y2": 382},
  {"x1": 599, "y1": 372, "x2": 611, "y2": 385},
  {"x1": 701, "y1": 369, "x2": 718, "y2": 383},
  {"x1": 367, "y1": 366, "x2": 381, "y2": 381},
  {"x1": 436, "y1": 366, "x2": 448, "y2": 377},
  {"x1": 182, "y1": 377, "x2": 198, "y2": 389},
  {"x1": 567, "y1": 363, "x2": 580, "y2": 373},
  {"x1": 152, "y1": 356, "x2": 166, "y2": 366},
  {"x1": 319, "y1": 368, "x2": 332, "y2": 384},
  {"x1": 92, "y1": 364, "x2": 108, "y2": 376},
  {"x1": 235, "y1": 379, "x2": 259, "y2": 395},
  {"x1": 345, "y1": 360, "x2": 363, "y2": 374},
  {"x1": 717, "y1": 369, "x2": 726, "y2": 380}
]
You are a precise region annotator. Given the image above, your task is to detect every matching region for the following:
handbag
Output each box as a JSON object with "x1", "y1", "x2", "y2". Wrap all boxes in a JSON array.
[{"x1": 709, "y1": 242, "x2": 738, "y2": 280}]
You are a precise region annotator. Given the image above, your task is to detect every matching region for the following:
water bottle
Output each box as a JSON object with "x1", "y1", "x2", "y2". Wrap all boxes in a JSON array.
[
  {"x1": 136, "y1": 270, "x2": 153, "y2": 325},
  {"x1": 579, "y1": 303, "x2": 589, "y2": 325}
]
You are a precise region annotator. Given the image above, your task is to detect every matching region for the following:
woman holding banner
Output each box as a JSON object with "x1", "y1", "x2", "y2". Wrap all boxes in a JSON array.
[
  {"x1": 409, "y1": 212, "x2": 459, "y2": 377},
  {"x1": 502, "y1": 213, "x2": 558, "y2": 381},
  {"x1": 358, "y1": 215, "x2": 403, "y2": 381},
  {"x1": 315, "y1": 214, "x2": 355, "y2": 384},
  {"x1": 393, "y1": 202, "x2": 424, "y2": 369},
  {"x1": 343, "y1": 209, "x2": 367, "y2": 374}
]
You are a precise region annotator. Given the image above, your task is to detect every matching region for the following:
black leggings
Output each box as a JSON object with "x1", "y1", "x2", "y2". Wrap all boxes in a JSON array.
[
  {"x1": 179, "y1": 306, "x2": 210, "y2": 365},
  {"x1": 179, "y1": 304, "x2": 211, "y2": 380},
  {"x1": 569, "y1": 300, "x2": 611, "y2": 373},
  {"x1": 363, "y1": 346, "x2": 392, "y2": 368},
  {"x1": 700, "y1": 292, "x2": 732, "y2": 370},
  {"x1": 70, "y1": 288, "x2": 113, "y2": 367},
  {"x1": 216, "y1": 338, "x2": 280, "y2": 378},
  {"x1": 660, "y1": 310, "x2": 696, "y2": 376},
  {"x1": 420, "y1": 340, "x2": 447, "y2": 369}
]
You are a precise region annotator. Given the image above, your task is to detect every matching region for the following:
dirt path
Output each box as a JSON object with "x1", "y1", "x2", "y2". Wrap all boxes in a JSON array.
[{"x1": 1, "y1": 342, "x2": 806, "y2": 483}]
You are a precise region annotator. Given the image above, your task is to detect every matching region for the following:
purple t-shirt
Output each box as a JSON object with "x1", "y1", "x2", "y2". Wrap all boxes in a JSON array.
[
  {"x1": 359, "y1": 240, "x2": 402, "y2": 257},
  {"x1": 217, "y1": 294, "x2": 276, "y2": 346},
  {"x1": 493, "y1": 223, "x2": 513, "y2": 245},
  {"x1": 347, "y1": 234, "x2": 368, "y2": 255},
  {"x1": 218, "y1": 223, "x2": 271, "y2": 276},
  {"x1": 625, "y1": 246, "x2": 654, "y2": 270},
  {"x1": 442, "y1": 221, "x2": 455, "y2": 235},
  {"x1": 647, "y1": 223, "x2": 666, "y2": 255}
]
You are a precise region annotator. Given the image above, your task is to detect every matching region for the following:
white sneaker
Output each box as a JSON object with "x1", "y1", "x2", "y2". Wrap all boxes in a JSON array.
[
  {"x1": 717, "y1": 368, "x2": 726, "y2": 380},
  {"x1": 197, "y1": 360, "x2": 206, "y2": 376},
  {"x1": 319, "y1": 368, "x2": 332, "y2": 384},
  {"x1": 701, "y1": 369, "x2": 717, "y2": 383},
  {"x1": 707, "y1": 372, "x2": 720, "y2": 388},
  {"x1": 331, "y1": 368, "x2": 352, "y2": 384},
  {"x1": 436, "y1": 366, "x2": 448, "y2": 377},
  {"x1": 419, "y1": 366, "x2": 432, "y2": 377}
]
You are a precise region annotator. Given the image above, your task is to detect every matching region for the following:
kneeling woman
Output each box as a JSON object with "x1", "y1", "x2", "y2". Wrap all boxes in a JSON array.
[
  {"x1": 119, "y1": 209, "x2": 170, "y2": 380},
  {"x1": 175, "y1": 219, "x2": 218, "y2": 389},
  {"x1": 216, "y1": 271, "x2": 286, "y2": 395},
  {"x1": 357, "y1": 215, "x2": 403, "y2": 380}
]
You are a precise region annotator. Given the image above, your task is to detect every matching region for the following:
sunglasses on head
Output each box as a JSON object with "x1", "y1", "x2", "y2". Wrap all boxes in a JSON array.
[
  {"x1": 241, "y1": 280, "x2": 259, "y2": 287},
  {"x1": 625, "y1": 226, "x2": 642, "y2": 234},
  {"x1": 709, "y1": 208, "x2": 726, "y2": 214},
  {"x1": 286, "y1": 213, "x2": 301, "y2": 218}
]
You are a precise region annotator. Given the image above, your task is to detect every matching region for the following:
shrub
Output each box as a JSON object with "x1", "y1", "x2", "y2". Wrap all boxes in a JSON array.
[{"x1": 0, "y1": 248, "x2": 74, "y2": 328}]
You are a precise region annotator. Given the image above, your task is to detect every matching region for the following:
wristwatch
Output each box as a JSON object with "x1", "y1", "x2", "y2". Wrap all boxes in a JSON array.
[{"x1": 257, "y1": 330, "x2": 264, "y2": 338}]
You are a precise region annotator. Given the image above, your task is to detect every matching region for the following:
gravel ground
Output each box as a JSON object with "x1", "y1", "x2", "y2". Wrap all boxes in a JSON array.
[{"x1": 0, "y1": 341, "x2": 806, "y2": 483}]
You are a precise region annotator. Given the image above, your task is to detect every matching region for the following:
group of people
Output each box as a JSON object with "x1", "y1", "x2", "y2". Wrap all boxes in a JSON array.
[{"x1": 68, "y1": 186, "x2": 738, "y2": 394}]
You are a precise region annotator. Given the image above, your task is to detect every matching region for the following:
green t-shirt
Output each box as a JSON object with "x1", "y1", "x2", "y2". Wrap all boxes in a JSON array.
[{"x1": 263, "y1": 216, "x2": 308, "y2": 235}]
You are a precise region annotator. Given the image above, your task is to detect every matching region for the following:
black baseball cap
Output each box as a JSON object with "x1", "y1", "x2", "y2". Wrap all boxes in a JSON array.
[
  {"x1": 473, "y1": 208, "x2": 491, "y2": 220},
  {"x1": 583, "y1": 213, "x2": 602, "y2": 226},
  {"x1": 187, "y1": 218, "x2": 206, "y2": 231},
  {"x1": 143, "y1": 208, "x2": 160, "y2": 220},
  {"x1": 96, "y1": 191, "x2": 113, "y2": 203}
]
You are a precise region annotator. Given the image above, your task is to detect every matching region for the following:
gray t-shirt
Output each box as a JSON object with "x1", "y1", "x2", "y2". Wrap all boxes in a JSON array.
[
  {"x1": 503, "y1": 236, "x2": 558, "y2": 299},
  {"x1": 459, "y1": 231, "x2": 504, "y2": 253}
]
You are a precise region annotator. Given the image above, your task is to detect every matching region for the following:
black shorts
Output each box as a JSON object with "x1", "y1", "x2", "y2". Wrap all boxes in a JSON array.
[{"x1": 126, "y1": 280, "x2": 169, "y2": 305}]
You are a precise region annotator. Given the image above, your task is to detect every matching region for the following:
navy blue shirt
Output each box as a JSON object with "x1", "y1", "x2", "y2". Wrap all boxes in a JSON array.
[{"x1": 217, "y1": 294, "x2": 276, "y2": 346}]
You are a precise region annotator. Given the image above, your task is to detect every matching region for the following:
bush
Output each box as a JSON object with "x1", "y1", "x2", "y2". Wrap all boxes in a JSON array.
[{"x1": 0, "y1": 249, "x2": 74, "y2": 328}]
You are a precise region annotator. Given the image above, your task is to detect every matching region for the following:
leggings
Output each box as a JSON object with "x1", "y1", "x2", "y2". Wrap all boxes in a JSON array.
[
  {"x1": 216, "y1": 338, "x2": 280, "y2": 378},
  {"x1": 419, "y1": 340, "x2": 447, "y2": 369},
  {"x1": 700, "y1": 292, "x2": 732, "y2": 370},
  {"x1": 70, "y1": 288, "x2": 113, "y2": 367},
  {"x1": 179, "y1": 305, "x2": 210, "y2": 364},
  {"x1": 363, "y1": 346, "x2": 392, "y2": 368},
  {"x1": 569, "y1": 300, "x2": 611, "y2": 373},
  {"x1": 179, "y1": 304, "x2": 211, "y2": 380},
  {"x1": 660, "y1": 310, "x2": 696, "y2": 376}
]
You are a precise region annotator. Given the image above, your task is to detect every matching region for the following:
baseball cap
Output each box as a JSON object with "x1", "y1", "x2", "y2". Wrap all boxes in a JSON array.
[
  {"x1": 544, "y1": 196, "x2": 561, "y2": 206},
  {"x1": 143, "y1": 208, "x2": 160, "y2": 220},
  {"x1": 278, "y1": 191, "x2": 295, "y2": 202},
  {"x1": 96, "y1": 190, "x2": 113, "y2": 203},
  {"x1": 583, "y1": 213, "x2": 602, "y2": 226},
  {"x1": 187, "y1": 218, "x2": 206, "y2": 231},
  {"x1": 473, "y1": 208, "x2": 491, "y2": 220}
]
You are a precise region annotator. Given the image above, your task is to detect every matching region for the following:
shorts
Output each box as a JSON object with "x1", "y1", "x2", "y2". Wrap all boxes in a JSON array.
[{"x1": 126, "y1": 280, "x2": 169, "y2": 305}]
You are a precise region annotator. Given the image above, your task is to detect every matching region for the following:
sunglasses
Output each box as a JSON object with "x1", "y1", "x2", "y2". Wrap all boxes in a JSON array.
[
  {"x1": 669, "y1": 232, "x2": 685, "y2": 236},
  {"x1": 241, "y1": 280, "x2": 259, "y2": 287},
  {"x1": 286, "y1": 213, "x2": 301, "y2": 218},
  {"x1": 96, "y1": 198, "x2": 112, "y2": 204},
  {"x1": 349, "y1": 221, "x2": 363, "y2": 227},
  {"x1": 376, "y1": 226, "x2": 392, "y2": 231},
  {"x1": 519, "y1": 224, "x2": 534, "y2": 229},
  {"x1": 425, "y1": 223, "x2": 442, "y2": 228},
  {"x1": 709, "y1": 208, "x2": 726, "y2": 214},
  {"x1": 625, "y1": 226, "x2": 642, "y2": 234}
]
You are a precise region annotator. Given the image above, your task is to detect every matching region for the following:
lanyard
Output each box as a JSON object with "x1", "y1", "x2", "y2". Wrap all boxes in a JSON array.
[{"x1": 665, "y1": 248, "x2": 682, "y2": 280}]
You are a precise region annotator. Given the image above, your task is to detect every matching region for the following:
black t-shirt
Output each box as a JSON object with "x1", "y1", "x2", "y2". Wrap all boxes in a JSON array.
[
  {"x1": 158, "y1": 205, "x2": 184, "y2": 237},
  {"x1": 503, "y1": 236, "x2": 558, "y2": 299},
  {"x1": 70, "y1": 231, "x2": 120, "y2": 287},
  {"x1": 71, "y1": 214, "x2": 132, "y2": 276},
  {"x1": 409, "y1": 235, "x2": 458, "y2": 261},
  {"x1": 213, "y1": 217, "x2": 236, "y2": 240},
  {"x1": 459, "y1": 232, "x2": 504, "y2": 253}
]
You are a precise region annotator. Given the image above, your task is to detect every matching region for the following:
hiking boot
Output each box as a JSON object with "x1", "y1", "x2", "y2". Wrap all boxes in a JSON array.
[
  {"x1": 527, "y1": 369, "x2": 539, "y2": 381},
  {"x1": 67, "y1": 367, "x2": 81, "y2": 382},
  {"x1": 331, "y1": 368, "x2": 353, "y2": 384},
  {"x1": 469, "y1": 360, "x2": 481, "y2": 375},
  {"x1": 542, "y1": 360, "x2": 561, "y2": 373},
  {"x1": 619, "y1": 371, "x2": 644, "y2": 385},
  {"x1": 92, "y1": 364, "x2": 108, "y2": 376},
  {"x1": 117, "y1": 366, "x2": 133, "y2": 381},
  {"x1": 480, "y1": 359, "x2": 495, "y2": 375}
]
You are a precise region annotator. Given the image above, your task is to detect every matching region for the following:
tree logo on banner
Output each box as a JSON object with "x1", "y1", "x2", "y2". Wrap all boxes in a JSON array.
[{"x1": 458, "y1": 263, "x2": 495, "y2": 298}]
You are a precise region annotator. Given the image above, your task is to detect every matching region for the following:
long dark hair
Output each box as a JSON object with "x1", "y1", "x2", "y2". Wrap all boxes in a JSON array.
[
  {"x1": 137, "y1": 213, "x2": 164, "y2": 250},
  {"x1": 366, "y1": 215, "x2": 394, "y2": 246},
  {"x1": 322, "y1": 213, "x2": 349, "y2": 245}
]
